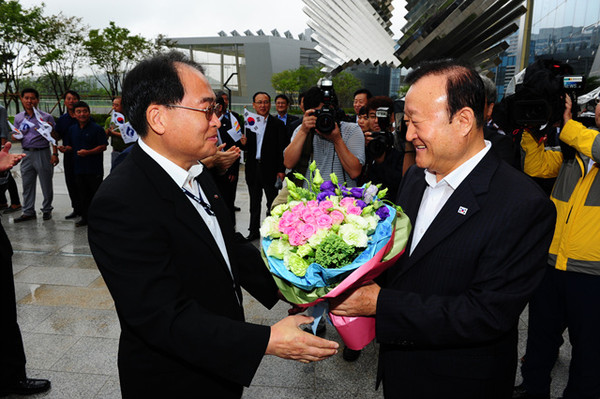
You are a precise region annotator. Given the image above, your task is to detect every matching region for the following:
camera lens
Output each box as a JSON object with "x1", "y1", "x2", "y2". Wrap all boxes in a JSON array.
[{"x1": 316, "y1": 113, "x2": 335, "y2": 134}]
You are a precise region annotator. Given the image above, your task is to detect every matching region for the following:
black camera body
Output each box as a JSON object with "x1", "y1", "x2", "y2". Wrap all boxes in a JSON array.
[
  {"x1": 314, "y1": 79, "x2": 337, "y2": 134},
  {"x1": 367, "y1": 107, "x2": 394, "y2": 159}
]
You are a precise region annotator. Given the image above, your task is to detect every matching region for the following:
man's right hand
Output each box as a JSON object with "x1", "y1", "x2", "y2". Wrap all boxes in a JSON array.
[
  {"x1": 300, "y1": 109, "x2": 317, "y2": 133},
  {"x1": 563, "y1": 94, "x2": 573, "y2": 124},
  {"x1": 266, "y1": 315, "x2": 338, "y2": 363}
]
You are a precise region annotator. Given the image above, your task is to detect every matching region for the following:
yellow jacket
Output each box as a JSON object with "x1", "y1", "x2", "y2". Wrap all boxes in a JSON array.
[{"x1": 521, "y1": 119, "x2": 600, "y2": 275}]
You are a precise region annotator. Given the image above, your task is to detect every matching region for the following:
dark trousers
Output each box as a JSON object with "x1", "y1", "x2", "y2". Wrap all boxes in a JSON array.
[
  {"x1": 64, "y1": 156, "x2": 81, "y2": 214},
  {"x1": 521, "y1": 266, "x2": 600, "y2": 399},
  {"x1": 0, "y1": 229, "x2": 27, "y2": 385},
  {"x1": 0, "y1": 173, "x2": 21, "y2": 205},
  {"x1": 75, "y1": 174, "x2": 103, "y2": 221},
  {"x1": 247, "y1": 164, "x2": 277, "y2": 234}
]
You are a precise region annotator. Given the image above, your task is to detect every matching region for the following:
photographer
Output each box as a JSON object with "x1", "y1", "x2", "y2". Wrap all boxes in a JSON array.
[
  {"x1": 360, "y1": 96, "x2": 413, "y2": 198},
  {"x1": 514, "y1": 95, "x2": 600, "y2": 399},
  {"x1": 284, "y1": 84, "x2": 364, "y2": 187}
]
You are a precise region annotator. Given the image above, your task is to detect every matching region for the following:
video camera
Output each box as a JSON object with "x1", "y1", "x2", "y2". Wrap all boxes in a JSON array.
[
  {"x1": 493, "y1": 59, "x2": 586, "y2": 141},
  {"x1": 313, "y1": 79, "x2": 340, "y2": 134},
  {"x1": 367, "y1": 107, "x2": 395, "y2": 159}
]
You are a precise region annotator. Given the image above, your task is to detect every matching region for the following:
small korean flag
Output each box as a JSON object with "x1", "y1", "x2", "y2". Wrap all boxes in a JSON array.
[{"x1": 458, "y1": 206, "x2": 468, "y2": 215}]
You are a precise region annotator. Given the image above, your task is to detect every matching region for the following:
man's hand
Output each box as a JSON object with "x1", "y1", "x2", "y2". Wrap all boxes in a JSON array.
[
  {"x1": 563, "y1": 94, "x2": 572, "y2": 124},
  {"x1": 329, "y1": 281, "x2": 380, "y2": 317},
  {"x1": 0, "y1": 142, "x2": 26, "y2": 172},
  {"x1": 77, "y1": 149, "x2": 89, "y2": 157},
  {"x1": 214, "y1": 144, "x2": 241, "y2": 171},
  {"x1": 266, "y1": 315, "x2": 339, "y2": 363},
  {"x1": 300, "y1": 109, "x2": 317, "y2": 133}
]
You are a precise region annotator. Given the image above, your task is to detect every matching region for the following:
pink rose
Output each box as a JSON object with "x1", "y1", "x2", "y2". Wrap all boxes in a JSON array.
[
  {"x1": 340, "y1": 197, "x2": 355, "y2": 208},
  {"x1": 319, "y1": 200, "x2": 334, "y2": 211},
  {"x1": 330, "y1": 210, "x2": 345, "y2": 225},
  {"x1": 306, "y1": 200, "x2": 319, "y2": 210},
  {"x1": 288, "y1": 231, "x2": 306, "y2": 246},
  {"x1": 301, "y1": 223, "x2": 317, "y2": 239},
  {"x1": 316, "y1": 214, "x2": 333, "y2": 229},
  {"x1": 292, "y1": 203, "x2": 305, "y2": 214},
  {"x1": 347, "y1": 206, "x2": 362, "y2": 215}
]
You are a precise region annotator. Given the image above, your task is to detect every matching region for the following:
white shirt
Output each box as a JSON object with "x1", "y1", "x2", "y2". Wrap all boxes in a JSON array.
[
  {"x1": 410, "y1": 140, "x2": 492, "y2": 255},
  {"x1": 255, "y1": 115, "x2": 268, "y2": 160},
  {"x1": 138, "y1": 139, "x2": 234, "y2": 280}
]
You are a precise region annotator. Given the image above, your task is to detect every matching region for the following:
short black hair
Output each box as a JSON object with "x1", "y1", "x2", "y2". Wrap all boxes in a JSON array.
[
  {"x1": 275, "y1": 94, "x2": 289, "y2": 104},
  {"x1": 303, "y1": 86, "x2": 323, "y2": 110},
  {"x1": 366, "y1": 96, "x2": 394, "y2": 113},
  {"x1": 353, "y1": 88, "x2": 373, "y2": 99},
  {"x1": 252, "y1": 91, "x2": 271, "y2": 102},
  {"x1": 73, "y1": 101, "x2": 90, "y2": 112},
  {"x1": 21, "y1": 88, "x2": 39, "y2": 99},
  {"x1": 122, "y1": 51, "x2": 204, "y2": 137},
  {"x1": 358, "y1": 106, "x2": 367, "y2": 116},
  {"x1": 479, "y1": 74, "x2": 497, "y2": 105},
  {"x1": 406, "y1": 59, "x2": 485, "y2": 128},
  {"x1": 63, "y1": 90, "x2": 80, "y2": 100}
]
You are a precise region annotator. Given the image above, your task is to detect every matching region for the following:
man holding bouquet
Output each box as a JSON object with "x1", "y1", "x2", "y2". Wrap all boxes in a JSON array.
[
  {"x1": 330, "y1": 59, "x2": 556, "y2": 399},
  {"x1": 88, "y1": 51, "x2": 338, "y2": 399}
]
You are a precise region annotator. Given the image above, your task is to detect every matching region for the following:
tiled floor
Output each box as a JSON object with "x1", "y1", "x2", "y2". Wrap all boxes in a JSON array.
[{"x1": 4, "y1": 143, "x2": 571, "y2": 398}]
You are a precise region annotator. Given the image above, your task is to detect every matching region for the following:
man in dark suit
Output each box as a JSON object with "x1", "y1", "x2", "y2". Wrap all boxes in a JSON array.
[
  {"x1": 330, "y1": 60, "x2": 556, "y2": 399},
  {"x1": 87, "y1": 51, "x2": 338, "y2": 399},
  {"x1": 243, "y1": 92, "x2": 288, "y2": 241},
  {"x1": 0, "y1": 142, "x2": 51, "y2": 397},
  {"x1": 274, "y1": 94, "x2": 299, "y2": 141}
]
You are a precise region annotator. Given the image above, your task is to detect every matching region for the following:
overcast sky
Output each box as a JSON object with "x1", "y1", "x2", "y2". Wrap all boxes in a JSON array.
[{"x1": 20, "y1": 0, "x2": 408, "y2": 40}]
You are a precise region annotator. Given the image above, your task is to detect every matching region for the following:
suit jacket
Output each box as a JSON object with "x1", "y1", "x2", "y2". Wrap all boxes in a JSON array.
[
  {"x1": 376, "y1": 150, "x2": 556, "y2": 398},
  {"x1": 88, "y1": 144, "x2": 279, "y2": 398},
  {"x1": 244, "y1": 115, "x2": 287, "y2": 186}
]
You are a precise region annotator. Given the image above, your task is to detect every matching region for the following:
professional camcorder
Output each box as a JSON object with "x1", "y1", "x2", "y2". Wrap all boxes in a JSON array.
[
  {"x1": 493, "y1": 59, "x2": 586, "y2": 141},
  {"x1": 367, "y1": 107, "x2": 395, "y2": 159},
  {"x1": 313, "y1": 79, "x2": 339, "y2": 134}
]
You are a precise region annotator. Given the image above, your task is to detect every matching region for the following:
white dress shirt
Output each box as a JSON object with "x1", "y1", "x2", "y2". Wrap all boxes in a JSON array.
[{"x1": 410, "y1": 140, "x2": 492, "y2": 255}]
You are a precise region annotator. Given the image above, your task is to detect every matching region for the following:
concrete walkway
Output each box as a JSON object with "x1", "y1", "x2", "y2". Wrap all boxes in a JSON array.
[{"x1": 4, "y1": 143, "x2": 571, "y2": 398}]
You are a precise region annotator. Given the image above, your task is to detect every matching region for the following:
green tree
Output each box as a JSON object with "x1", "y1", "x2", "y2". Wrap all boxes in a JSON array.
[
  {"x1": 31, "y1": 13, "x2": 88, "y2": 114},
  {"x1": 332, "y1": 71, "x2": 361, "y2": 108},
  {"x1": 0, "y1": 0, "x2": 44, "y2": 110},
  {"x1": 271, "y1": 70, "x2": 296, "y2": 101},
  {"x1": 83, "y1": 21, "x2": 166, "y2": 97},
  {"x1": 296, "y1": 66, "x2": 324, "y2": 92}
]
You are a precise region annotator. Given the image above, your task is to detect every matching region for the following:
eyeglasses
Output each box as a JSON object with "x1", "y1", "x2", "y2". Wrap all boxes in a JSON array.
[
  {"x1": 254, "y1": 101, "x2": 270, "y2": 105},
  {"x1": 166, "y1": 103, "x2": 216, "y2": 121}
]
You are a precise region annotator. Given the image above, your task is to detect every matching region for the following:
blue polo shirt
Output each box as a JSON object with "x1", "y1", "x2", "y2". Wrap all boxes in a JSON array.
[{"x1": 65, "y1": 120, "x2": 108, "y2": 175}]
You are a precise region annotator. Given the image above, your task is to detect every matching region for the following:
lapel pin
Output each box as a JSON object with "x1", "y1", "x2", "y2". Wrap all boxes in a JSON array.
[
  {"x1": 214, "y1": 195, "x2": 219, "y2": 199},
  {"x1": 458, "y1": 206, "x2": 468, "y2": 215}
]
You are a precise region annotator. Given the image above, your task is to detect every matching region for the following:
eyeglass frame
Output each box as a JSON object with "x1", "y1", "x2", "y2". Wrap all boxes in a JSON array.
[{"x1": 165, "y1": 103, "x2": 217, "y2": 121}]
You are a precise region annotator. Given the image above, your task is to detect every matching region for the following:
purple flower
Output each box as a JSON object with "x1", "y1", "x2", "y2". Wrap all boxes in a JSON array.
[
  {"x1": 350, "y1": 187, "x2": 364, "y2": 199},
  {"x1": 341, "y1": 187, "x2": 352, "y2": 197},
  {"x1": 320, "y1": 181, "x2": 336, "y2": 192},
  {"x1": 376, "y1": 206, "x2": 390, "y2": 220},
  {"x1": 356, "y1": 200, "x2": 367, "y2": 209},
  {"x1": 317, "y1": 191, "x2": 335, "y2": 201}
]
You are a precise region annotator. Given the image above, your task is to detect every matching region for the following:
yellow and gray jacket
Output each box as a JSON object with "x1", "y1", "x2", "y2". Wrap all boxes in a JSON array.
[{"x1": 521, "y1": 119, "x2": 600, "y2": 275}]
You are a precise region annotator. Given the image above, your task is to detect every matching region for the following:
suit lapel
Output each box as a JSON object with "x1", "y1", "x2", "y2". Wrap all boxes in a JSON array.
[
  {"x1": 130, "y1": 145, "x2": 234, "y2": 279},
  {"x1": 395, "y1": 151, "x2": 499, "y2": 277}
]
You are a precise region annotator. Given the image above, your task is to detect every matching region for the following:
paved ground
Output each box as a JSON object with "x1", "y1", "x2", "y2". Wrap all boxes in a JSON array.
[{"x1": 4, "y1": 143, "x2": 571, "y2": 398}]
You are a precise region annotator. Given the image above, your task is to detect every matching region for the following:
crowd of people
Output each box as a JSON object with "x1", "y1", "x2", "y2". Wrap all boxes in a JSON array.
[{"x1": 1, "y1": 51, "x2": 599, "y2": 399}]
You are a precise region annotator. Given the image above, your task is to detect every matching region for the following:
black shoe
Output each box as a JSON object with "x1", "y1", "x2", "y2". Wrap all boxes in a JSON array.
[
  {"x1": 0, "y1": 378, "x2": 51, "y2": 396},
  {"x1": 512, "y1": 384, "x2": 550, "y2": 399},
  {"x1": 13, "y1": 214, "x2": 36, "y2": 223},
  {"x1": 234, "y1": 206, "x2": 241, "y2": 212},
  {"x1": 65, "y1": 211, "x2": 79, "y2": 219},
  {"x1": 43, "y1": 212, "x2": 52, "y2": 220},
  {"x1": 342, "y1": 346, "x2": 361, "y2": 362},
  {"x1": 75, "y1": 218, "x2": 88, "y2": 227},
  {"x1": 245, "y1": 232, "x2": 260, "y2": 241},
  {"x1": 3, "y1": 204, "x2": 21, "y2": 214}
]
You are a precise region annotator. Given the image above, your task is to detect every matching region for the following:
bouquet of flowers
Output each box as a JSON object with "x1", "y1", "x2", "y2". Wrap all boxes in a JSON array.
[{"x1": 260, "y1": 162, "x2": 411, "y2": 350}]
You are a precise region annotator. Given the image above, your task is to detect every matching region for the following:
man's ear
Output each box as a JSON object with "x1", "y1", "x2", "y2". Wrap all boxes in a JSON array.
[
  {"x1": 146, "y1": 104, "x2": 167, "y2": 135},
  {"x1": 455, "y1": 107, "x2": 476, "y2": 136}
]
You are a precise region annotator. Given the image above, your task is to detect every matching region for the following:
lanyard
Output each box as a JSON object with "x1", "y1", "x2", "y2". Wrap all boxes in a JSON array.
[{"x1": 182, "y1": 185, "x2": 215, "y2": 216}]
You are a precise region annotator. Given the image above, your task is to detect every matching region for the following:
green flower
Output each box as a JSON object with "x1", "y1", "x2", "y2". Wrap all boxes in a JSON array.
[
  {"x1": 339, "y1": 223, "x2": 369, "y2": 248},
  {"x1": 267, "y1": 239, "x2": 292, "y2": 259},
  {"x1": 260, "y1": 216, "x2": 281, "y2": 238},
  {"x1": 296, "y1": 244, "x2": 314, "y2": 258},
  {"x1": 270, "y1": 203, "x2": 289, "y2": 217},
  {"x1": 286, "y1": 253, "x2": 310, "y2": 277}
]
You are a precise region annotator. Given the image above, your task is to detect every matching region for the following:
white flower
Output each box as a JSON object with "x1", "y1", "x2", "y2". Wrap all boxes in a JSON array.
[
  {"x1": 344, "y1": 213, "x2": 369, "y2": 230},
  {"x1": 307, "y1": 229, "x2": 328, "y2": 247},
  {"x1": 363, "y1": 214, "x2": 379, "y2": 234},
  {"x1": 267, "y1": 239, "x2": 292, "y2": 259},
  {"x1": 364, "y1": 184, "x2": 379, "y2": 204},
  {"x1": 260, "y1": 216, "x2": 281, "y2": 238},
  {"x1": 339, "y1": 223, "x2": 369, "y2": 248}
]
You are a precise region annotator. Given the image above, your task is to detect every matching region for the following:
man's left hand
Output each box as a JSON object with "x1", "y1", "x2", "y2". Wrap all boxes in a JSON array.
[
  {"x1": 329, "y1": 281, "x2": 380, "y2": 317},
  {"x1": 0, "y1": 142, "x2": 25, "y2": 172},
  {"x1": 51, "y1": 154, "x2": 59, "y2": 166}
]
